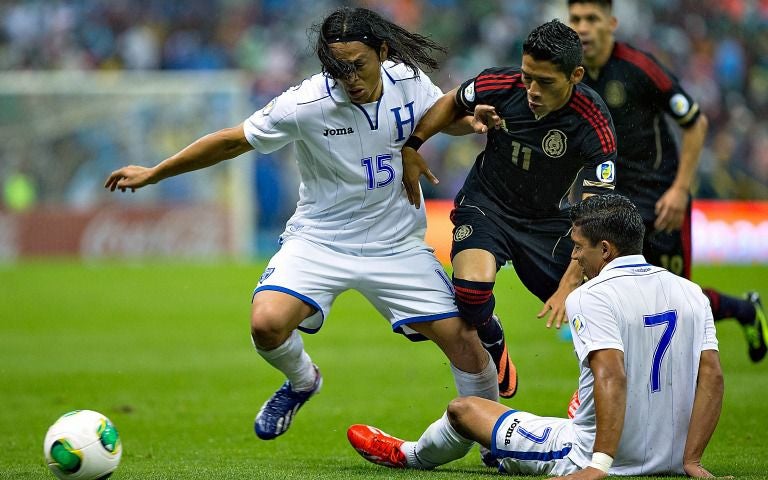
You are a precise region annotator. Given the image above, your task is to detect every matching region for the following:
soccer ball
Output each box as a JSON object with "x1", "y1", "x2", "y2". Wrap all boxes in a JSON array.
[{"x1": 43, "y1": 410, "x2": 122, "y2": 479}]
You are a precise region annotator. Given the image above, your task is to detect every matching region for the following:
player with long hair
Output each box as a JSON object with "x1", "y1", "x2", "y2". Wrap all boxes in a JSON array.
[{"x1": 105, "y1": 7, "x2": 499, "y2": 442}]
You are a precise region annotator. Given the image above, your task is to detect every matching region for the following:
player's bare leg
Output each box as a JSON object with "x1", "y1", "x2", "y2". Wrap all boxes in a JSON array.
[
  {"x1": 251, "y1": 291, "x2": 322, "y2": 439},
  {"x1": 409, "y1": 316, "x2": 494, "y2": 378}
]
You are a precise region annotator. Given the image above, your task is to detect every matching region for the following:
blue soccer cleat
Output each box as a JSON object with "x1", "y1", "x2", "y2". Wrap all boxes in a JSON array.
[{"x1": 254, "y1": 365, "x2": 322, "y2": 440}]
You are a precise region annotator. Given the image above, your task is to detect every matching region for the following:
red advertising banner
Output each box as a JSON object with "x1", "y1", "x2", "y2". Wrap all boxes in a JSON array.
[
  {"x1": 0, "y1": 205, "x2": 233, "y2": 260},
  {"x1": 691, "y1": 200, "x2": 768, "y2": 264},
  {"x1": 0, "y1": 200, "x2": 765, "y2": 263},
  {"x1": 425, "y1": 199, "x2": 768, "y2": 265}
]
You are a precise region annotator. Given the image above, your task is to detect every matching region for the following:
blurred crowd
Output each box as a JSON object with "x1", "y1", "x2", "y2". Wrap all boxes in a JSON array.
[{"x1": 2, "y1": 0, "x2": 768, "y2": 204}]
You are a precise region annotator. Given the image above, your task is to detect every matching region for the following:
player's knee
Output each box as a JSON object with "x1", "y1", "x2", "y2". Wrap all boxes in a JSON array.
[
  {"x1": 446, "y1": 397, "x2": 474, "y2": 429},
  {"x1": 250, "y1": 304, "x2": 290, "y2": 347}
]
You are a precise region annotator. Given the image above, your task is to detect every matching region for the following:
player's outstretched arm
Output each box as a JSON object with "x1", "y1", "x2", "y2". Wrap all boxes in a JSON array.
[
  {"x1": 401, "y1": 88, "x2": 465, "y2": 208},
  {"x1": 104, "y1": 123, "x2": 254, "y2": 192},
  {"x1": 682, "y1": 349, "x2": 724, "y2": 478}
]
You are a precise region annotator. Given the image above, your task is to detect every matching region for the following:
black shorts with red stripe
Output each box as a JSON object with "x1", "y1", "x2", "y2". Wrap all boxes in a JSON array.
[{"x1": 449, "y1": 193, "x2": 573, "y2": 303}]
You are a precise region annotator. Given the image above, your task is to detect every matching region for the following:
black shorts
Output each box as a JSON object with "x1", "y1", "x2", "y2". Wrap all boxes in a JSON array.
[
  {"x1": 642, "y1": 202, "x2": 692, "y2": 279},
  {"x1": 450, "y1": 196, "x2": 573, "y2": 303}
]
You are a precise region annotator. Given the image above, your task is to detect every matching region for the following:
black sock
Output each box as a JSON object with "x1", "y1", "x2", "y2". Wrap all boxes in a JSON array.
[
  {"x1": 703, "y1": 288, "x2": 755, "y2": 324},
  {"x1": 476, "y1": 315, "x2": 504, "y2": 347}
]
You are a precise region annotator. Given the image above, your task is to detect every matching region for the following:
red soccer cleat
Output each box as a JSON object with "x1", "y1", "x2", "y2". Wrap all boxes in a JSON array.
[
  {"x1": 567, "y1": 389, "x2": 580, "y2": 419},
  {"x1": 347, "y1": 424, "x2": 408, "y2": 468}
]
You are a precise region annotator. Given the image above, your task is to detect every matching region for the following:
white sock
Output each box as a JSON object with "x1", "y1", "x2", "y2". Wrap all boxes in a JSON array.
[
  {"x1": 255, "y1": 330, "x2": 316, "y2": 391},
  {"x1": 451, "y1": 351, "x2": 499, "y2": 401},
  {"x1": 402, "y1": 413, "x2": 474, "y2": 469}
]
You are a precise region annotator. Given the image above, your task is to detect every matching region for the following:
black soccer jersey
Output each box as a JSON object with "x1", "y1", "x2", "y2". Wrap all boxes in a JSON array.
[
  {"x1": 580, "y1": 42, "x2": 701, "y2": 222},
  {"x1": 455, "y1": 67, "x2": 617, "y2": 218}
]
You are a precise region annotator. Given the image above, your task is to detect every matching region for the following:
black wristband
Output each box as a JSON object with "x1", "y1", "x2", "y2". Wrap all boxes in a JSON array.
[{"x1": 403, "y1": 135, "x2": 425, "y2": 151}]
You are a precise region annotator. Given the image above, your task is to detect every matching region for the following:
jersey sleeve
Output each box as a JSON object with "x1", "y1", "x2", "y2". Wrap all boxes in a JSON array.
[
  {"x1": 566, "y1": 288, "x2": 624, "y2": 365},
  {"x1": 701, "y1": 292, "x2": 719, "y2": 352},
  {"x1": 657, "y1": 65, "x2": 701, "y2": 129},
  {"x1": 243, "y1": 86, "x2": 300, "y2": 154},
  {"x1": 456, "y1": 74, "x2": 479, "y2": 112},
  {"x1": 635, "y1": 50, "x2": 701, "y2": 129},
  {"x1": 573, "y1": 92, "x2": 618, "y2": 196},
  {"x1": 413, "y1": 69, "x2": 443, "y2": 119},
  {"x1": 455, "y1": 67, "x2": 519, "y2": 112}
]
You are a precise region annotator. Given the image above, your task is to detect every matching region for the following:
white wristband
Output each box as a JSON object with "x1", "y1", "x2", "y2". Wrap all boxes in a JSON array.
[{"x1": 589, "y1": 452, "x2": 613, "y2": 473}]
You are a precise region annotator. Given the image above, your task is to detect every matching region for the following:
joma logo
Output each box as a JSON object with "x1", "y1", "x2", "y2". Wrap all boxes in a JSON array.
[
  {"x1": 323, "y1": 127, "x2": 355, "y2": 136},
  {"x1": 504, "y1": 419, "x2": 519, "y2": 446}
]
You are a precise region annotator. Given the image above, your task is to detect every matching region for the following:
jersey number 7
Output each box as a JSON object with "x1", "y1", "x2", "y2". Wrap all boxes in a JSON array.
[{"x1": 643, "y1": 310, "x2": 678, "y2": 393}]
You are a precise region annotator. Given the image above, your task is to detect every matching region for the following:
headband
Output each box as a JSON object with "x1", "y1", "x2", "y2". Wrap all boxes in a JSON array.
[{"x1": 326, "y1": 33, "x2": 375, "y2": 44}]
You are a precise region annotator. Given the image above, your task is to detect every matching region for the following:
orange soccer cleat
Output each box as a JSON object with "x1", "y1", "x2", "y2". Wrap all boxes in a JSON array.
[{"x1": 485, "y1": 315, "x2": 518, "y2": 398}]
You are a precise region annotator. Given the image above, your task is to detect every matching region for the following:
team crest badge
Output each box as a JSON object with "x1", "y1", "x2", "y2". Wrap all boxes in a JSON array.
[
  {"x1": 596, "y1": 160, "x2": 615, "y2": 183},
  {"x1": 261, "y1": 98, "x2": 276, "y2": 116},
  {"x1": 454, "y1": 225, "x2": 473, "y2": 242},
  {"x1": 542, "y1": 129, "x2": 567, "y2": 158},
  {"x1": 604, "y1": 80, "x2": 626, "y2": 108},
  {"x1": 669, "y1": 93, "x2": 691, "y2": 116},
  {"x1": 463, "y1": 82, "x2": 476, "y2": 102},
  {"x1": 571, "y1": 314, "x2": 587, "y2": 335},
  {"x1": 259, "y1": 267, "x2": 275, "y2": 284}
]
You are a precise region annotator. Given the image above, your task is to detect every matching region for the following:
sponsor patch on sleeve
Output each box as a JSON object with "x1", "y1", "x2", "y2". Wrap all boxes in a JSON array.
[
  {"x1": 260, "y1": 98, "x2": 276, "y2": 116},
  {"x1": 571, "y1": 314, "x2": 587, "y2": 336},
  {"x1": 463, "y1": 82, "x2": 476, "y2": 103},
  {"x1": 596, "y1": 160, "x2": 615, "y2": 183},
  {"x1": 669, "y1": 93, "x2": 690, "y2": 117}
]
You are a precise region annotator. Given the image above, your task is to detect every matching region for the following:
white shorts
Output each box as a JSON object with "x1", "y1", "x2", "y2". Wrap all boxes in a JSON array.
[
  {"x1": 492, "y1": 410, "x2": 580, "y2": 476},
  {"x1": 253, "y1": 237, "x2": 458, "y2": 340}
]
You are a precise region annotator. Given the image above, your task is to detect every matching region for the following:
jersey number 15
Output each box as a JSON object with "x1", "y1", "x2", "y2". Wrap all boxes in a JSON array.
[{"x1": 361, "y1": 154, "x2": 395, "y2": 190}]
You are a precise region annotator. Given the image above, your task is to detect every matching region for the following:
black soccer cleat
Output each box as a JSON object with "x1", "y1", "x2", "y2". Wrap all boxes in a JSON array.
[{"x1": 743, "y1": 292, "x2": 767, "y2": 363}]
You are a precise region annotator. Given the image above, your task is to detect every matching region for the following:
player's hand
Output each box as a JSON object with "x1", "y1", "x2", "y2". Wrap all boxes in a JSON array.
[
  {"x1": 401, "y1": 147, "x2": 438, "y2": 209},
  {"x1": 538, "y1": 286, "x2": 570, "y2": 329},
  {"x1": 654, "y1": 185, "x2": 688, "y2": 232},
  {"x1": 104, "y1": 165, "x2": 156, "y2": 192},
  {"x1": 551, "y1": 466, "x2": 608, "y2": 480},
  {"x1": 471, "y1": 104, "x2": 501, "y2": 133},
  {"x1": 683, "y1": 462, "x2": 715, "y2": 478}
]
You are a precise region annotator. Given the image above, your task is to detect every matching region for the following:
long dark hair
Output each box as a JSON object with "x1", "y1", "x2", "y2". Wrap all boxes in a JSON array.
[{"x1": 313, "y1": 7, "x2": 446, "y2": 79}]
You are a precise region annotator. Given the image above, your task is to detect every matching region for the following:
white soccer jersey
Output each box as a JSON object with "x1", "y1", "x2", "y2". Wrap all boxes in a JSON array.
[
  {"x1": 565, "y1": 255, "x2": 718, "y2": 475},
  {"x1": 243, "y1": 61, "x2": 442, "y2": 256}
]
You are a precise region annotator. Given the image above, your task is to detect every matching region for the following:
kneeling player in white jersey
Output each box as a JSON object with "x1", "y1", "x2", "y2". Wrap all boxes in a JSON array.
[
  {"x1": 348, "y1": 194, "x2": 725, "y2": 478},
  {"x1": 104, "y1": 7, "x2": 499, "y2": 442}
]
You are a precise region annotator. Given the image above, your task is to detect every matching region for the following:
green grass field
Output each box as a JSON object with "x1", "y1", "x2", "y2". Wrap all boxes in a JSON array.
[{"x1": 1, "y1": 261, "x2": 767, "y2": 479}]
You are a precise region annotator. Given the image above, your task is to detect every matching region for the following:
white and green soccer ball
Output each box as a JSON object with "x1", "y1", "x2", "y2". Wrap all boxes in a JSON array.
[{"x1": 43, "y1": 410, "x2": 122, "y2": 479}]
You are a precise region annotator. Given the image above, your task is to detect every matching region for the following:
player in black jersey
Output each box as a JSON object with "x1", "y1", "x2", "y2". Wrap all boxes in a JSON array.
[
  {"x1": 401, "y1": 20, "x2": 617, "y2": 399},
  {"x1": 568, "y1": 0, "x2": 766, "y2": 363}
]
